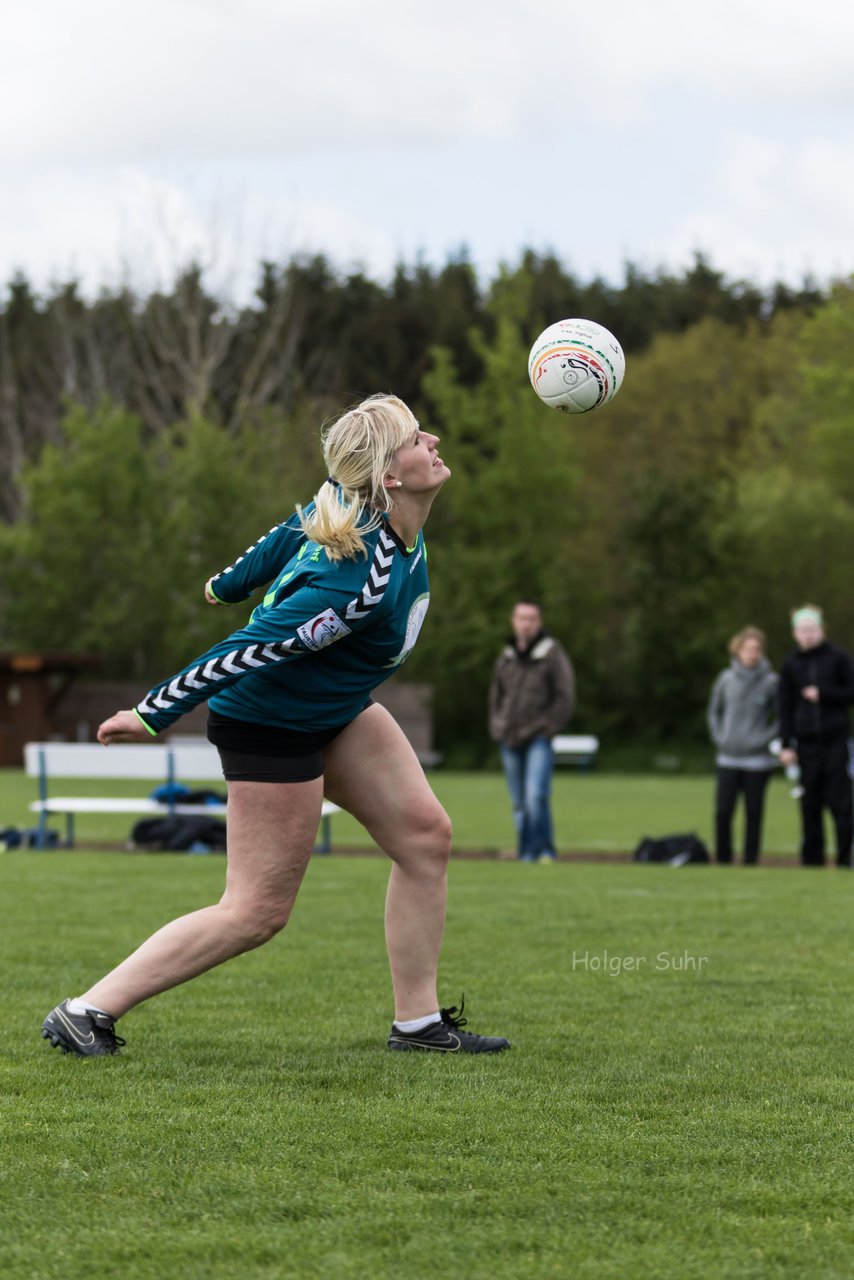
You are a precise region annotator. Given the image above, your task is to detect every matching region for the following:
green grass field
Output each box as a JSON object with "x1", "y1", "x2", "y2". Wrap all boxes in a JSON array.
[
  {"x1": 0, "y1": 767, "x2": 809, "y2": 857},
  {"x1": 2, "y1": 831, "x2": 853, "y2": 1277},
  {"x1": 3, "y1": 769, "x2": 851, "y2": 1277}
]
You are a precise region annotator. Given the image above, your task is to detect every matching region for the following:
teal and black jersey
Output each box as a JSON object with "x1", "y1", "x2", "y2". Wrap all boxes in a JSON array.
[{"x1": 135, "y1": 513, "x2": 430, "y2": 735}]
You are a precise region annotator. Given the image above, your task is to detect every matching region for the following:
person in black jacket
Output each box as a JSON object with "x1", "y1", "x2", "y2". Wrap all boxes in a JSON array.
[{"x1": 778, "y1": 605, "x2": 854, "y2": 868}]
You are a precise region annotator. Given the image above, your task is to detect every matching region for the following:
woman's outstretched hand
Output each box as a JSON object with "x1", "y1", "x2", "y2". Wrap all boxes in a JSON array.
[
  {"x1": 204, "y1": 579, "x2": 221, "y2": 604},
  {"x1": 97, "y1": 710, "x2": 153, "y2": 746}
]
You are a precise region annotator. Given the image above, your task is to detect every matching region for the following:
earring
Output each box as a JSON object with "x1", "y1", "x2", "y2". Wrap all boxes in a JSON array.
[{"x1": 396, "y1": 481, "x2": 403, "y2": 489}]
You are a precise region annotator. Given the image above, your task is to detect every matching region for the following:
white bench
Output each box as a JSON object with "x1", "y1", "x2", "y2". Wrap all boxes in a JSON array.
[
  {"x1": 551, "y1": 734, "x2": 600, "y2": 769},
  {"x1": 24, "y1": 741, "x2": 340, "y2": 853}
]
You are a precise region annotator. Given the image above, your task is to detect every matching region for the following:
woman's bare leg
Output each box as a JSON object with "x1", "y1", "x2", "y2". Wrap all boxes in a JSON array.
[
  {"x1": 79, "y1": 778, "x2": 323, "y2": 1017},
  {"x1": 322, "y1": 703, "x2": 452, "y2": 1022}
]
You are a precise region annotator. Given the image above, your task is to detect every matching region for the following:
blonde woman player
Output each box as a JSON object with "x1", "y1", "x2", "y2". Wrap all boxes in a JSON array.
[{"x1": 41, "y1": 395, "x2": 509, "y2": 1057}]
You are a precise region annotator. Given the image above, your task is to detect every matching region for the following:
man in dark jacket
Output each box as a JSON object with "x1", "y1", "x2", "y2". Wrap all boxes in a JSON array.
[
  {"x1": 488, "y1": 600, "x2": 576, "y2": 862},
  {"x1": 778, "y1": 605, "x2": 854, "y2": 868}
]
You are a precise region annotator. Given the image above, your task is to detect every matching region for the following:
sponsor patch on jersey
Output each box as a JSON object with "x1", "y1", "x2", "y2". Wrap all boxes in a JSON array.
[
  {"x1": 386, "y1": 594, "x2": 430, "y2": 667},
  {"x1": 297, "y1": 609, "x2": 352, "y2": 651}
]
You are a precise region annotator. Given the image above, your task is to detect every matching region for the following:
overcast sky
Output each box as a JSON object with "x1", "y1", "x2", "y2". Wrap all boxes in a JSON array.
[{"x1": 4, "y1": 0, "x2": 854, "y2": 301}]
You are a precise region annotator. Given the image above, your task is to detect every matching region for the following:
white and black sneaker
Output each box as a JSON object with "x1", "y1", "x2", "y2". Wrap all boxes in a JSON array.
[
  {"x1": 388, "y1": 998, "x2": 510, "y2": 1054},
  {"x1": 41, "y1": 1000, "x2": 126, "y2": 1057}
]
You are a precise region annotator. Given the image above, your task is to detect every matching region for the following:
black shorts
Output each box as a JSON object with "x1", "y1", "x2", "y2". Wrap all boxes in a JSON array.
[{"x1": 207, "y1": 703, "x2": 372, "y2": 783}]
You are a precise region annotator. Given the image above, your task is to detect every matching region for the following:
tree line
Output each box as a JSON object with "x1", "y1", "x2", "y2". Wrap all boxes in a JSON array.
[{"x1": 0, "y1": 250, "x2": 848, "y2": 763}]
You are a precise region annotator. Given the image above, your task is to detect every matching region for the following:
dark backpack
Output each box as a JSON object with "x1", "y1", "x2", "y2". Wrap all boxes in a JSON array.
[
  {"x1": 633, "y1": 833, "x2": 710, "y2": 866},
  {"x1": 131, "y1": 814, "x2": 228, "y2": 853}
]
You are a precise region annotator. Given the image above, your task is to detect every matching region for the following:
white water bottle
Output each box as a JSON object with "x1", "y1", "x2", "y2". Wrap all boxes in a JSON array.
[
  {"x1": 785, "y1": 762, "x2": 804, "y2": 800},
  {"x1": 770, "y1": 740, "x2": 803, "y2": 798}
]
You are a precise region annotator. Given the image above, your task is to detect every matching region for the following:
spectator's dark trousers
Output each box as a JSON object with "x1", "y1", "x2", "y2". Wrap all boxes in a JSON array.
[
  {"x1": 797, "y1": 740, "x2": 853, "y2": 867},
  {"x1": 715, "y1": 768, "x2": 772, "y2": 864}
]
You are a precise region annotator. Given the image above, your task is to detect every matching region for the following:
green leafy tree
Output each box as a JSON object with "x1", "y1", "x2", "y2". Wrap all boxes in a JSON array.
[
  {"x1": 0, "y1": 259, "x2": 846, "y2": 756},
  {"x1": 0, "y1": 398, "x2": 328, "y2": 682},
  {"x1": 721, "y1": 281, "x2": 854, "y2": 656},
  {"x1": 722, "y1": 466, "x2": 854, "y2": 663},
  {"x1": 618, "y1": 474, "x2": 733, "y2": 737},
  {"x1": 415, "y1": 312, "x2": 580, "y2": 762},
  {"x1": 154, "y1": 401, "x2": 328, "y2": 669},
  {"x1": 0, "y1": 400, "x2": 165, "y2": 677}
]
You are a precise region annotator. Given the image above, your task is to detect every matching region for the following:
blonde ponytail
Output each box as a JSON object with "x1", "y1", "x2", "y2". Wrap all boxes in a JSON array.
[{"x1": 298, "y1": 395, "x2": 418, "y2": 561}]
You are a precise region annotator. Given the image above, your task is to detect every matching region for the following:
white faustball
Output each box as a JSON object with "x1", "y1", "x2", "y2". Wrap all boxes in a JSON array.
[{"x1": 528, "y1": 318, "x2": 625, "y2": 413}]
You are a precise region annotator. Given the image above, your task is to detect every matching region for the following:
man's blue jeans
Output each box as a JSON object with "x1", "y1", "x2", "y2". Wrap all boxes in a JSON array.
[{"x1": 500, "y1": 736, "x2": 555, "y2": 859}]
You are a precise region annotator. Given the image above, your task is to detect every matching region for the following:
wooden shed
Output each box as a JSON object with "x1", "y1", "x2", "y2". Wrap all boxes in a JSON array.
[{"x1": 0, "y1": 652, "x2": 100, "y2": 766}]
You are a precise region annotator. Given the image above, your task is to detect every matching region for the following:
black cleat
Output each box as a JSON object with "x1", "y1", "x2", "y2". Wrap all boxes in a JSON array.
[
  {"x1": 41, "y1": 1000, "x2": 126, "y2": 1057},
  {"x1": 388, "y1": 997, "x2": 510, "y2": 1054}
]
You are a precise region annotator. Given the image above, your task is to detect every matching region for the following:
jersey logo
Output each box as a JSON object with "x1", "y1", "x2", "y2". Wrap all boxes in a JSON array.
[
  {"x1": 297, "y1": 609, "x2": 352, "y2": 651},
  {"x1": 386, "y1": 594, "x2": 430, "y2": 668}
]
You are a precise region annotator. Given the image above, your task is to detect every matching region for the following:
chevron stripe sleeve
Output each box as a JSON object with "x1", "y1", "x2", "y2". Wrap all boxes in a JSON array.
[
  {"x1": 207, "y1": 509, "x2": 309, "y2": 604},
  {"x1": 134, "y1": 576, "x2": 383, "y2": 733},
  {"x1": 135, "y1": 634, "x2": 302, "y2": 733}
]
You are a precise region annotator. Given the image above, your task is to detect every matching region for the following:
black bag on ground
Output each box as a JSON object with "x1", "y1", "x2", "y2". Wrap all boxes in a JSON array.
[
  {"x1": 0, "y1": 827, "x2": 60, "y2": 849},
  {"x1": 633, "y1": 833, "x2": 710, "y2": 866},
  {"x1": 131, "y1": 814, "x2": 228, "y2": 852}
]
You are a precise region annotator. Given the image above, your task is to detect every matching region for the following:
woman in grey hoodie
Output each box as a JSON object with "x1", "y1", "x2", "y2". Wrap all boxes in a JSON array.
[{"x1": 707, "y1": 626, "x2": 779, "y2": 864}]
